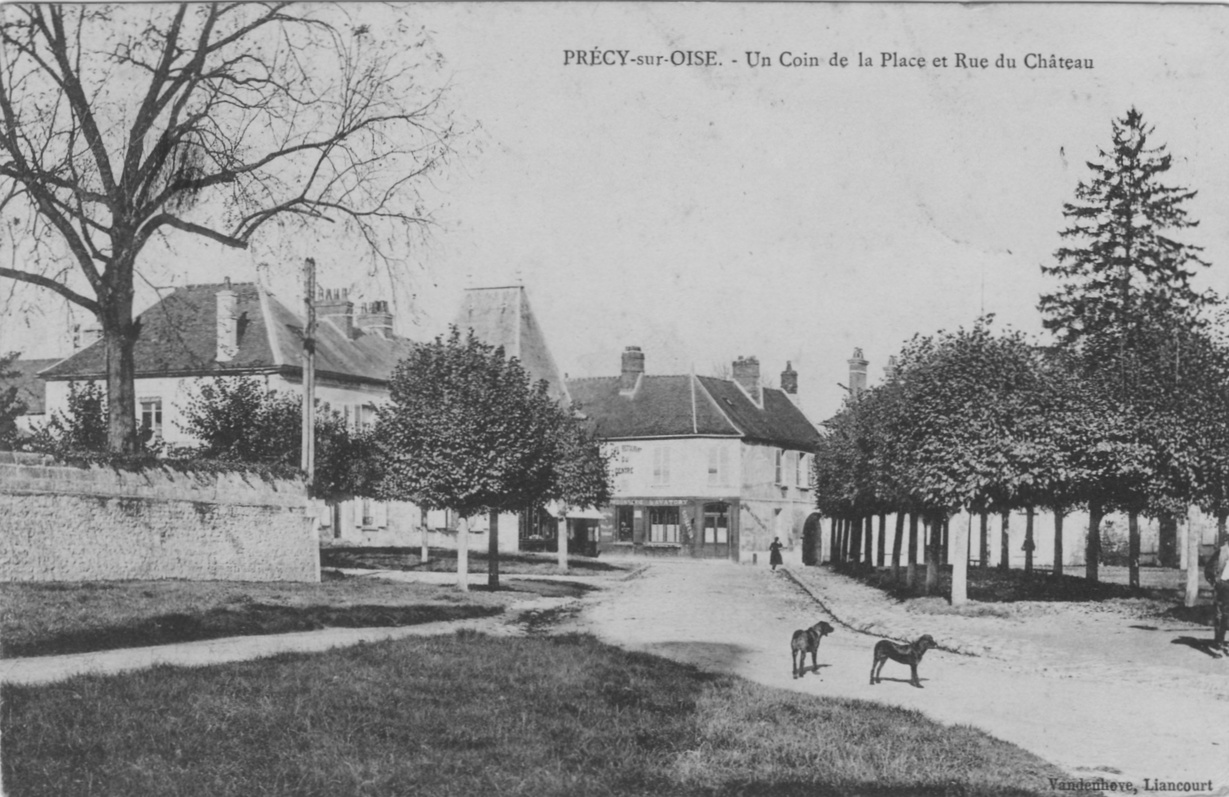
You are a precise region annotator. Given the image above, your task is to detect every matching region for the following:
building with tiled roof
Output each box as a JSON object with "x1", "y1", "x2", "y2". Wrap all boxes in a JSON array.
[
  {"x1": 3, "y1": 355, "x2": 61, "y2": 434},
  {"x1": 38, "y1": 281, "x2": 426, "y2": 546},
  {"x1": 567, "y1": 348, "x2": 821, "y2": 562}
]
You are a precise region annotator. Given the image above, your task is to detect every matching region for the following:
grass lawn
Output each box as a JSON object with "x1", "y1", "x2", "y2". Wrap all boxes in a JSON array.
[
  {"x1": 843, "y1": 563, "x2": 1177, "y2": 604},
  {"x1": 0, "y1": 573, "x2": 586, "y2": 659},
  {"x1": 321, "y1": 545, "x2": 634, "y2": 575},
  {"x1": 2, "y1": 632, "x2": 1075, "y2": 797}
]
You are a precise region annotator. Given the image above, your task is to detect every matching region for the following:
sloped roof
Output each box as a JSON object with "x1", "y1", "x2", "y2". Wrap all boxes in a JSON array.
[
  {"x1": 3, "y1": 356, "x2": 61, "y2": 414},
  {"x1": 567, "y1": 373, "x2": 820, "y2": 450},
  {"x1": 695, "y1": 377, "x2": 821, "y2": 449},
  {"x1": 568, "y1": 375, "x2": 741, "y2": 438},
  {"x1": 453, "y1": 286, "x2": 570, "y2": 404},
  {"x1": 41, "y1": 283, "x2": 414, "y2": 385}
]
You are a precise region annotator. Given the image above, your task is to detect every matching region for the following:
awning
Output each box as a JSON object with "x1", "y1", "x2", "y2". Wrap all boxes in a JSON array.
[{"x1": 544, "y1": 501, "x2": 605, "y2": 520}]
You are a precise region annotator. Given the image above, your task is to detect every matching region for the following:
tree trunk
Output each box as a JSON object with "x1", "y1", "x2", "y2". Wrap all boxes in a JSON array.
[
  {"x1": 999, "y1": 510, "x2": 1010, "y2": 571},
  {"x1": 1158, "y1": 513, "x2": 1179, "y2": 568},
  {"x1": 864, "y1": 515, "x2": 873, "y2": 567},
  {"x1": 906, "y1": 512, "x2": 918, "y2": 589},
  {"x1": 951, "y1": 513, "x2": 968, "y2": 606},
  {"x1": 1184, "y1": 516, "x2": 1200, "y2": 608},
  {"x1": 849, "y1": 516, "x2": 862, "y2": 565},
  {"x1": 1218, "y1": 509, "x2": 1228, "y2": 547},
  {"x1": 1052, "y1": 509, "x2": 1065, "y2": 578},
  {"x1": 979, "y1": 511, "x2": 989, "y2": 570},
  {"x1": 420, "y1": 506, "x2": 430, "y2": 564},
  {"x1": 925, "y1": 514, "x2": 941, "y2": 594},
  {"x1": 1128, "y1": 510, "x2": 1141, "y2": 588},
  {"x1": 101, "y1": 297, "x2": 140, "y2": 454},
  {"x1": 557, "y1": 516, "x2": 568, "y2": 572},
  {"x1": 1024, "y1": 507, "x2": 1035, "y2": 578},
  {"x1": 488, "y1": 509, "x2": 500, "y2": 588},
  {"x1": 941, "y1": 516, "x2": 950, "y2": 565},
  {"x1": 1085, "y1": 500, "x2": 1103, "y2": 583},
  {"x1": 456, "y1": 515, "x2": 469, "y2": 592},
  {"x1": 876, "y1": 513, "x2": 886, "y2": 568},
  {"x1": 891, "y1": 512, "x2": 904, "y2": 582}
]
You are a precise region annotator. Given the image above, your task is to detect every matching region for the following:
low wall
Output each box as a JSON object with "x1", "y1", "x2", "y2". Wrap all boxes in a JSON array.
[{"x1": 0, "y1": 453, "x2": 317, "y2": 582}]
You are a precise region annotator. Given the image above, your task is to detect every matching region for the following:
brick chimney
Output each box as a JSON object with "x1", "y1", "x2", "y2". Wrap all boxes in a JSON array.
[
  {"x1": 620, "y1": 346, "x2": 644, "y2": 395},
  {"x1": 780, "y1": 361, "x2": 798, "y2": 395},
  {"x1": 356, "y1": 300, "x2": 394, "y2": 338},
  {"x1": 848, "y1": 347, "x2": 868, "y2": 399},
  {"x1": 733, "y1": 355, "x2": 761, "y2": 405},
  {"x1": 216, "y1": 279, "x2": 239, "y2": 362},
  {"x1": 317, "y1": 288, "x2": 354, "y2": 338}
]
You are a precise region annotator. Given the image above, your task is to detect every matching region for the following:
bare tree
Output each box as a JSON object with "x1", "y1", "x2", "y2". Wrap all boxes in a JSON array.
[{"x1": 0, "y1": 3, "x2": 454, "y2": 452}]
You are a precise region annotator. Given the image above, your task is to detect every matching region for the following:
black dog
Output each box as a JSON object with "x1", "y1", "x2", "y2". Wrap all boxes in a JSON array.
[
  {"x1": 869, "y1": 634, "x2": 937, "y2": 688},
  {"x1": 791, "y1": 621, "x2": 835, "y2": 678}
]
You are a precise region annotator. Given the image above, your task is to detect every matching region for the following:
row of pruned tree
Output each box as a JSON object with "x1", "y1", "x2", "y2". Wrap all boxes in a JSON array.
[{"x1": 814, "y1": 108, "x2": 1229, "y2": 591}]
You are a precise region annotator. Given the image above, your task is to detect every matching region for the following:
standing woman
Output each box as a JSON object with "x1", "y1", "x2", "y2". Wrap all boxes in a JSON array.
[{"x1": 769, "y1": 537, "x2": 784, "y2": 571}]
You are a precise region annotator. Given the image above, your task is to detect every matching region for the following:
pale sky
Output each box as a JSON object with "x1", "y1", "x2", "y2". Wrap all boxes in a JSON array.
[{"x1": 4, "y1": 2, "x2": 1229, "y2": 421}]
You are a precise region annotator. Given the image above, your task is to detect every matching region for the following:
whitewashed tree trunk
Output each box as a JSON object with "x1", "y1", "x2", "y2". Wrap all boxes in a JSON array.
[
  {"x1": 457, "y1": 515, "x2": 469, "y2": 592},
  {"x1": 557, "y1": 516, "x2": 568, "y2": 572},
  {"x1": 420, "y1": 506, "x2": 430, "y2": 564},
  {"x1": 1184, "y1": 518, "x2": 1200, "y2": 608},
  {"x1": 951, "y1": 515, "x2": 968, "y2": 606}
]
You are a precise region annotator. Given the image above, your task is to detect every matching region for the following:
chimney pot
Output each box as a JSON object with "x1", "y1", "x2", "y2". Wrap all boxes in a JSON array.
[
  {"x1": 732, "y1": 355, "x2": 762, "y2": 405},
  {"x1": 620, "y1": 346, "x2": 645, "y2": 395},
  {"x1": 317, "y1": 286, "x2": 355, "y2": 338},
  {"x1": 848, "y1": 348, "x2": 869, "y2": 399},
  {"x1": 781, "y1": 360, "x2": 798, "y2": 395}
]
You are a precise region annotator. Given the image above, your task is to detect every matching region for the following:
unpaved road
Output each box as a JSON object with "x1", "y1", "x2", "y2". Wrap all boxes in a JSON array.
[{"x1": 567, "y1": 561, "x2": 1229, "y2": 792}]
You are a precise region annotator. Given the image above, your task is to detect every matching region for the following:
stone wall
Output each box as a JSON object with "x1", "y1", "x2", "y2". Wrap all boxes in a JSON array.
[{"x1": 0, "y1": 453, "x2": 317, "y2": 582}]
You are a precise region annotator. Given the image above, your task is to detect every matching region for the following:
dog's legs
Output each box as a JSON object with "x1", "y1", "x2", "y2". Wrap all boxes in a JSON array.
[
  {"x1": 910, "y1": 662, "x2": 922, "y2": 688},
  {"x1": 792, "y1": 650, "x2": 800, "y2": 679},
  {"x1": 869, "y1": 657, "x2": 880, "y2": 685}
]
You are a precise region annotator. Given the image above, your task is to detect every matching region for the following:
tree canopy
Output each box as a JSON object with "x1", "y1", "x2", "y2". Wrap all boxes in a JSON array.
[{"x1": 0, "y1": 4, "x2": 455, "y2": 452}]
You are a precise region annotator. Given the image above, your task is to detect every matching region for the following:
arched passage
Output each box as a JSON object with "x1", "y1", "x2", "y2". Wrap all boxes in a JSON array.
[{"x1": 802, "y1": 513, "x2": 823, "y2": 566}]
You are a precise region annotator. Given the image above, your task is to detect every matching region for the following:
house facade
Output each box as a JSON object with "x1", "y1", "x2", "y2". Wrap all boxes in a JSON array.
[
  {"x1": 35, "y1": 281, "x2": 442, "y2": 547},
  {"x1": 567, "y1": 348, "x2": 821, "y2": 562}
]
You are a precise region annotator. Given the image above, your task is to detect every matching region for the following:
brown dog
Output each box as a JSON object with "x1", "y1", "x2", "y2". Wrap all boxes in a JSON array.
[
  {"x1": 791, "y1": 620, "x2": 835, "y2": 678},
  {"x1": 869, "y1": 634, "x2": 937, "y2": 688}
]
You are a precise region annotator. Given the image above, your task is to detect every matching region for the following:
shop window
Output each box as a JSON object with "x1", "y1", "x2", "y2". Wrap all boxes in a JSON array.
[
  {"x1": 615, "y1": 506, "x2": 635, "y2": 542},
  {"x1": 703, "y1": 502, "x2": 729, "y2": 544},
  {"x1": 649, "y1": 506, "x2": 680, "y2": 543}
]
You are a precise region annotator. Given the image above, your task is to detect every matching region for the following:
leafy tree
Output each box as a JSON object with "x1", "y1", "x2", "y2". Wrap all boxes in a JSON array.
[
  {"x1": 1040, "y1": 108, "x2": 1213, "y2": 582},
  {"x1": 377, "y1": 328, "x2": 611, "y2": 590},
  {"x1": 25, "y1": 381, "x2": 108, "y2": 456},
  {"x1": 176, "y1": 376, "x2": 379, "y2": 500},
  {"x1": 0, "y1": 5, "x2": 455, "y2": 452},
  {"x1": 0, "y1": 352, "x2": 27, "y2": 449}
]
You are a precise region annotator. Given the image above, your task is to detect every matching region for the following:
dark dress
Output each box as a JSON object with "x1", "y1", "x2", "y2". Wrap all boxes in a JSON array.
[{"x1": 769, "y1": 540, "x2": 784, "y2": 567}]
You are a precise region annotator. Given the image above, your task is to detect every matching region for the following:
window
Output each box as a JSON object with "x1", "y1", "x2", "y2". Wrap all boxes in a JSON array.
[
  {"x1": 707, "y1": 445, "x2": 730, "y2": 487},
  {"x1": 615, "y1": 506, "x2": 635, "y2": 542},
  {"x1": 703, "y1": 502, "x2": 729, "y2": 544},
  {"x1": 361, "y1": 498, "x2": 374, "y2": 527},
  {"x1": 139, "y1": 397, "x2": 163, "y2": 438},
  {"x1": 796, "y1": 453, "x2": 808, "y2": 488},
  {"x1": 649, "y1": 506, "x2": 680, "y2": 543},
  {"x1": 774, "y1": 449, "x2": 784, "y2": 485},
  {"x1": 652, "y1": 446, "x2": 672, "y2": 486}
]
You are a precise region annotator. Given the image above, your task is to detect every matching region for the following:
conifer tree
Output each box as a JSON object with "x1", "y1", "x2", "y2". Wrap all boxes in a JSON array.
[{"x1": 1040, "y1": 108, "x2": 1212, "y2": 583}]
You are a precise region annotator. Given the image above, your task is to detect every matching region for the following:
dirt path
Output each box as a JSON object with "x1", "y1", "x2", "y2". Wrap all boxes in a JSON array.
[{"x1": 565, "y1": 561, "x2": 1229, "y2": 792}]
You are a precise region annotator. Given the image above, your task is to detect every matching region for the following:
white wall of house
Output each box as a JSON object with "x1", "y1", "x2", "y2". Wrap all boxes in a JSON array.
[
  {"x1": 606, "y1": 437, "x2": 744, "y2": 499},
  {"x1": 737, "y1": 441, "x2": 814, "y2": 563}
]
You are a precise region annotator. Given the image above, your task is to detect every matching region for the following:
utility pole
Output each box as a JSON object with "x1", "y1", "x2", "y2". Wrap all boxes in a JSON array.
[{"x1": 302, "y1": 257, "x2": 317, "y2": 489}]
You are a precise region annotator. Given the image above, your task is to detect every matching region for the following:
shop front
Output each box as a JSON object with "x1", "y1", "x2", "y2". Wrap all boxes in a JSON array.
[{"x1": 597, "y1": 498, "x2": 740, "y2": 560}]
